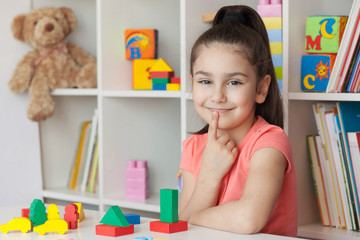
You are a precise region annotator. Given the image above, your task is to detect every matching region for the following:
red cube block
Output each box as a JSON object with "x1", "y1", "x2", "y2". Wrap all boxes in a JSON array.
[
  {"x1": 96, "y1": 224, "x2": 134, "y2": 237},
  {"x1": 150, "y1": 220, "x2": 188, "y2": 233}
]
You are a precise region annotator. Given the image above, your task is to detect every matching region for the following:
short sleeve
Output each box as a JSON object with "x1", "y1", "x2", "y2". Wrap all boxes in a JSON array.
[{"x1": 180, "y1": 136, "x2": 195, "y2": 173}]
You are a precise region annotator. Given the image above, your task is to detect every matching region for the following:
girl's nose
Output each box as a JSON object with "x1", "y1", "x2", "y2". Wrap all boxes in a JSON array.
[{"x1": 210, "y1": 87, "x2": 226, "y2": 103}]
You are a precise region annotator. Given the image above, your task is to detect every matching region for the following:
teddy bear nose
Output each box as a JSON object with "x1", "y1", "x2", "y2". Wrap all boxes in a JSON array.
[{"x1": 45, "y1": 23, "x2": 54, "y2": 32}]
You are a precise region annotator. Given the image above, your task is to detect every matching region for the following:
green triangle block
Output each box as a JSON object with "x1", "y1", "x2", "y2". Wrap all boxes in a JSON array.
[{"x1": 100, "y1": 206, "x2": 130, "y2": 227}]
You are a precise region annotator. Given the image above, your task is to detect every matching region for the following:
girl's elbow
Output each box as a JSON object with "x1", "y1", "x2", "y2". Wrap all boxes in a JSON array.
[{"x1": 231, "y1": 216, "x2": 266, "y2": 234}]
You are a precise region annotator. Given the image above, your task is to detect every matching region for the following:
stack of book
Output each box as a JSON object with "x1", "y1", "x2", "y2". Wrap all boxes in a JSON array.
[
  {"x1": 326, "y1": 0, "x2": 360, "y2": 92},
  {"x1": 67, "y1": 109, "x2": 99, "y2": 193},
  {"x1": 307, "y1": 102, "x2": 360, "y2": 231}
]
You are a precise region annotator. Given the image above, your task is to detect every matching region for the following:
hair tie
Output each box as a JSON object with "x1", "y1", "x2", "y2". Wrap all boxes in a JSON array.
[{"x1": 222, "y1": 11, "x2": 246, "y2": 24}]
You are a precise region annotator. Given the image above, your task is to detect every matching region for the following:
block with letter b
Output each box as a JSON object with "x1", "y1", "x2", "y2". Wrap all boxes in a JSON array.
[{"x1": 125, "y1": 29, "x2": 158, "y2": 60}]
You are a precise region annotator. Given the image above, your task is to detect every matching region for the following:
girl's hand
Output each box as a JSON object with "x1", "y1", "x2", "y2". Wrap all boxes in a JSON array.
[{"x1": 199, "y1": 112, "x2": 239, "y2": 183}]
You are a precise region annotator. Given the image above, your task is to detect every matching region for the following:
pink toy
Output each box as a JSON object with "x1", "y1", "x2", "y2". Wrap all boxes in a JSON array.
[
  {"x1": 125, "y1": 160, "x2": 149, "y2": 200},
  {"x1": 257, "y1": 0, "x2": 282, "y2": 17},
  {"x1": 64, "y1": 204, "x2": 79, "y2": 229}
]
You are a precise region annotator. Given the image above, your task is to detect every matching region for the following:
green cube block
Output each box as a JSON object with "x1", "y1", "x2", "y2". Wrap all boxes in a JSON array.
[
  {"x1": 305, "y1": 15, "x2": 348, "y2": 53},
  {"x1": 160, "y1": 189, "x2": 178, "y2": 223}
]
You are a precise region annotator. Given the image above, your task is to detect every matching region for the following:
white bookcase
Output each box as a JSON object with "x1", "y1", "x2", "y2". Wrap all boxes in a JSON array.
[{"x1": 32, "y1": 0, "x2": 360, "y2": 239}]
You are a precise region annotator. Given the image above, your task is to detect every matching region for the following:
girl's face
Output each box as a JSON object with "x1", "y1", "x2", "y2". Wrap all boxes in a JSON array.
[{"x1": 191, "y1": 43, "x2": 269, "y2": 134}]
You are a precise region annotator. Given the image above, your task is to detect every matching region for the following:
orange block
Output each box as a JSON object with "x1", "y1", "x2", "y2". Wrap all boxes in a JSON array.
[
  {"x1": 150, "y1": 220, "x2": 188, "y2": 233},
  {"x1": 96, "y1": 224, "x2": 134, "y2": 237},
  {"x1": 125, "y1": 29, "x2": 158, "y2": 60}
]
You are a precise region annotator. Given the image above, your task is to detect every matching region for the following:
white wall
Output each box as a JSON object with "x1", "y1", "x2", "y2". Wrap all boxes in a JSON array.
[{"x1": 0, "y1": 0, "x2": 43, "y2": 206}]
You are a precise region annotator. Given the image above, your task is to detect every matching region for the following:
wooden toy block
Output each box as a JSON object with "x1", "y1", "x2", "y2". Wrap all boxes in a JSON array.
[
  {"x1": 270, "y1": 42, "x2": 282, "y2": 54},
  {"x1": 100, "y1": 206, "x2": 130, "y2": 227},
  {"x1": 0, "y1": 217, "x2": 31, "y2": 234},
  {"x1": 96, "y1": 224, "x2": 134, "y2": 237},
  {"x1": 272, "y1": 54, "x2": 283, "y2": 67},
  {"x1": 74, "y1": 203, "x2": 85, "y2": 222},
  {"x1": 133, "y1": 59, "x2": 158, "y2": 90},
  {"x1": 267, "y1": 29, "x2": 282, "y2": 42},
  {"x1": 47, "y1": 203, "x2": 60, "y2": 220},
  {"x1": 171, "y1": 77, "x2": 181, "y2": 84},
  {"x1": 305, "y1": 16, "x2": 348, "y2": 53},
  {"x1": 274, "y1": 67, "x2": 283, "y2": 80},
  {"x1": 301, "y1": 54, "x2": 336, "y2": 92},
  {"x1": 21, "y1": 208, "x2": 30, "y2": 218},
  {"x1": 262, "y1": 17, "x2": 282, "y2": 29},
  {"x1": 152, "y1": 78, "x2": 170, "y2": 85},
  {"x1": 150, "y1": 220, "x2": 188, "y2": 233},
  {"x1": 64, "y1": 203, "x2": 79, "y2": 229},
  {"x1": 126, "y1": 178, "x2": 148, "y2": 189},
  {"x1": 150, "y1": 71, "x2": 174, "y2": 78},
  {"x1": 150, "y1": 58, "x2": 173, "y2": 72},
  {"x1": 152, "y1": 84, "x2": 167, "y2": 90},
  {"x1": 126, "y1": 160, "x2": 149, "y2": 179},
  {"x1": 125, "y1": 29, "x2": 158, "y2": 60},
  {"x1": 257, "y1": 0, "x2": 282, "y2": 18},
  {"x1": 167, "y1": 83, "x2": 180, "y2": 91},
  {"x1": 29, "y1": 199, "x2": 47, "y2": 228},
  {"x1": 126, "y1": 188, "x2": 149, "y2": 200},
  {"x1": 124, "y1": 214, "x2": 140, "y2": 225},
  {"x1": 160, "y1": 189, "x2": 178, "y2": 223},
  {"x1": 33, "y1": 219, "x2": 68, "y2": 235}
]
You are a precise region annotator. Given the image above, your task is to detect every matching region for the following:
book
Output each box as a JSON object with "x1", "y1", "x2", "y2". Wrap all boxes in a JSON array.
[
  {"x1": 80, "y1": 109, "x2": 99, "y2": 192},
  {"x1": 326, "y1": 0, "x2": 360, "y2": 92},
  {"x1": 348, "y1": 132, "x2": 360, "y2": 205},
  {"x1": 345, "y1": 39, "x2": 360, "y2": 92},
  {"x1": 337, "y1": 101, "x2": 360, "y2": 228},
  {"x1": 68, "y1": 121, "x2": 91, "y2": 190},
  {"x1": 307, "y1": 135, "x2": 331, "y2": 226},
  {"x1": 75, "y1": 122, "x2": 92, "y2": 190},
  {"x1": 87, "y1": 139, "x2": 99, "y2": 193}
]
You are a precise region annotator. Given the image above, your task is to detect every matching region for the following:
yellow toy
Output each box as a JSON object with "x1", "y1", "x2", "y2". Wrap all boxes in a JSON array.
[
  {"x1": 33, "y1": 219, "x2": 68, "y2": 235},
  {"x1": 74, "y1": 203, "x2": 85, "y2": 222},
  {"x1": 0, "y1": 217, "x2": 31, "y2": 234},
  {"x1": 150, "y1": 58, "x2": 173, "y2": 72},
  {"x1": 132, "y1": 59, "x2": 158, "y2": 90},
  {"x1": 47, "y1": 204, "x2": 60, "y2": 220}
]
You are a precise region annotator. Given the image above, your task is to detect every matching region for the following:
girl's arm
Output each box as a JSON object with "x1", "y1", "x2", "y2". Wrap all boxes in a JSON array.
[{"x1": 188, "y1": 147, "x2": 287, "y2": 234}]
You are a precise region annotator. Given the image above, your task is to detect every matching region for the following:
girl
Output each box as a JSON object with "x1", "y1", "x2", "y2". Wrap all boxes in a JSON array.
[{"x1": 179, "y1": 5, "x2": 298, "y2": 237}]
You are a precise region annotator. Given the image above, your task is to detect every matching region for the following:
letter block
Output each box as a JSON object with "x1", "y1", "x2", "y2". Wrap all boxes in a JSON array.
[
  {"x1": 301, "y1": 54, "x2": 336, "y2": 92},
  {"x1": 125, "y1": 29, "x2": 158, "y2": 60},
  {"x1": 305, "y1": 16, "x2": 348, "y2": 53}
]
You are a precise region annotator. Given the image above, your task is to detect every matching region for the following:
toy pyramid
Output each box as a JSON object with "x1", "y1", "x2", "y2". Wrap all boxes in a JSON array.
[
  {"x1": 96, "y1": 206, "x2": 134, "y2": 237},
  {"x1": 150, "y1": 189, "x2": 188, "y2": 233}
]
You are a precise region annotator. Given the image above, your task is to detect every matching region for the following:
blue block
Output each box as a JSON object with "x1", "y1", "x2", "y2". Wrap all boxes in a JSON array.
[
  {"x1": 277, "y1": 79, "x2": 283, "y2": 93},
  {"x1": 267, "y1": 29, "x2": 282, "y2": 42},
  {"x1": 152, "y1": 84, "x2": 167, "y2": 90},
  {"x1": 124, "y1": 213, "x2": 140, "y2": 225},
  {"x1": 272, "y1": 54, "x2": 283, "y2": 67}
]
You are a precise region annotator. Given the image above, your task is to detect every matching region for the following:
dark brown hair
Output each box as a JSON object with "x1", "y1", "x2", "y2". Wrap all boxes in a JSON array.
[{"x1": 190, "y1": 5, "x2": 284, "y2": 134}]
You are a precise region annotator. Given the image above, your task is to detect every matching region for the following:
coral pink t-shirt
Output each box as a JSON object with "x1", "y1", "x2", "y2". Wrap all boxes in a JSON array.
[{"x1": 180, "y1": 116, "x2": 298, "y2": 237}]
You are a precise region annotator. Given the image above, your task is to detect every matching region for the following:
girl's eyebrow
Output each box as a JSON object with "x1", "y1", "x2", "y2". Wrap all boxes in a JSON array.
[
  {"x1": 194, "y1": 71, "x2": 212, "y2": 76},
  {"x1": 194, "y1": 71, "x2": 248, "y2": 78}
]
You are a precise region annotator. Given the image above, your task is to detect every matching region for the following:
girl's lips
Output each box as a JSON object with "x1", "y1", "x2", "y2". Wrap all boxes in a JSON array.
[{"x1": 208, "y1": 108, "x2": 232, "y2": 113}]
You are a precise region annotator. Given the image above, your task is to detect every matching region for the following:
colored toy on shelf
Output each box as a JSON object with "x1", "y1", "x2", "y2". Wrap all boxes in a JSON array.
[
  {"x1": 124, "y1": 213, "x2": 140, "y2": 225},
  {"x1": 74, "y1": 203, "x2": 85, "y2": 222},
  {"x1": 29, "y1": 199, "x2": 47, "y2": 228},
  {"x1": 132, "y1": 59, "x2": 158, "y2": 90},
  {"x1": 301, "y1": 54, "x2": 336, "y2": 91},
  {"x1": 47, "y1": 204, "x2": 60, "y2": 220},
  {"x1": 257, "y1": 0, "x2": 282, "y2": 17},
  {"x1": 100, "y1": 206, "x2": 130, "y2": 227},
  {"x1": 125, "y1": 29, "x2": 158, "y2": 60},
  {"x1": 305, "y1": 15, "x2": 348, "y2": 53},
  {"x1": 21, "y1": 208, "x2": 30, "y2": 218},
  {"x1": 170, "y1": 77, "x2": 181, "y2": 84},
  {"x1": 133, "y1": 237, "x2": 153, "y2": 240},
  {"x1": 150, "y1": 189, "x2": 188, "y2": 234},
  {"x1": 33, "y1": 219, "x2": 68, "y2": 235},
  {"x1": 125, "y1": 160, "x2": 149, "y2": 200},
  {"x1": 96, "y1": 224, "x2": 134, "y2": 237},
  {"x1": 167, "y1": 83, "x2": 180, "y2": 91},
  {"x1": 64, "y1": 203, "x2": 79, "y2": 229},
  {"x1": 0, "y1": 217, "x2": 31, "y2": 234},
  {"x1": 149, "y1": 59, "x2": 177, "y2": 91}
]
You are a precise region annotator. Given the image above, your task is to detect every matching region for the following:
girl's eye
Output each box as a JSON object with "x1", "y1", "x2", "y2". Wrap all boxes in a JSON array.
[
  {"x1": 227, "y1": 80, "x2": 242, "y2": 86},
  {"x1": 198, "y1": 79, "x2": 211, "y2": 85}
]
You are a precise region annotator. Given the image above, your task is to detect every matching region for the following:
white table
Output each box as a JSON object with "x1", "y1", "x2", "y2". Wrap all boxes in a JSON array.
[{"x1": 0, "y1": 205, "x2": 303, "y2": 239}]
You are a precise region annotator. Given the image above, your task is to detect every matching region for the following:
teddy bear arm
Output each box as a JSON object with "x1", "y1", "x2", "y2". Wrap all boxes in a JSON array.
[
  {"x1": 67, "y1": 42, "x2": 96, "y2": 66},
  {"x1": 9, "y1": 51, "x2": 37, "y2": 93}
]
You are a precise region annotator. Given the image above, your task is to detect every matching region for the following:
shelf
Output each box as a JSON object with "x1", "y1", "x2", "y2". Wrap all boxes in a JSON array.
[
  {"x1": 51, "y1": 88, "x2": 99, "y2": 96},
  {"x1": 102, "y1": 90, "x2": 181, "y2": 98},
  {"x1": 289, "y1": 92, "x2": 360, "y2": 101},
  {"x1": 298, "y1": 223, "x2": 360, "y2": 240},
  {"x1": 42, "y1": 187, "x2": 100, "y2": 205},
  {"x1": 103, "y1": 193, "x2": 160, "y2": 213}
]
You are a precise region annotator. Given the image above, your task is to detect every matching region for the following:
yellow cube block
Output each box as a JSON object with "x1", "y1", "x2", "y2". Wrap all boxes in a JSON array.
[
  {"x1": 262, "y1": 17, "x2": 282, "y2": 29},
  {"x1": 167, "y1": 83, "x2": 180, "y2": 91}
]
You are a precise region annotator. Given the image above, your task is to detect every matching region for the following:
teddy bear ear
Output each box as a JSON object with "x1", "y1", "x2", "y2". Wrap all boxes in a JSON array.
[
  {"x1": 11, "y1": 14, "x2": 26, "y2": 42},
  {"x1": 59, "y1": 7, "x2": 77, "y2": 34}
]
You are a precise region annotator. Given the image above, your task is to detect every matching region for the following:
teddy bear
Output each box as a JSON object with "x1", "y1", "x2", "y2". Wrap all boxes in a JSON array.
[{"x1": 8, "y1": 7, "x2": 97, "y2": 121}]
